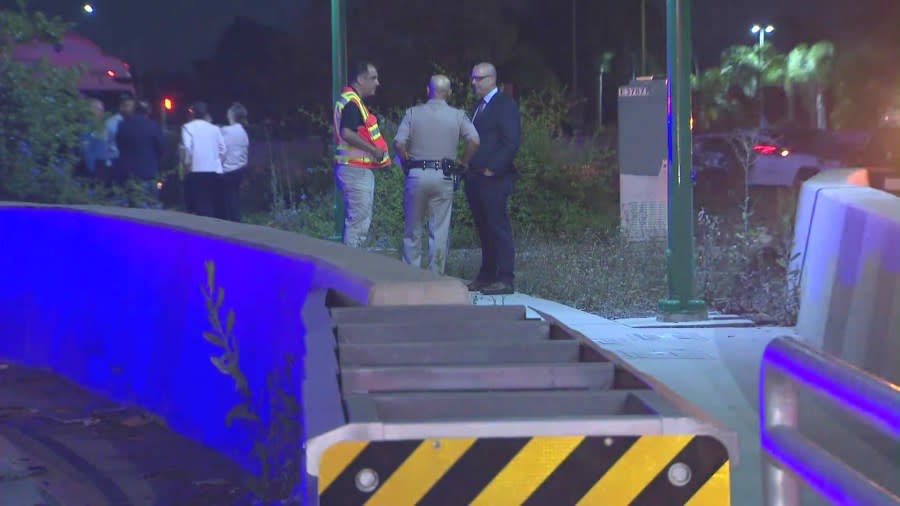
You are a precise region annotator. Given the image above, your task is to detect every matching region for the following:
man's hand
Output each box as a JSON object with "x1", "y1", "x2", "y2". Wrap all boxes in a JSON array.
[
  {"x1": 395, "y1": 142, "x2": 410, "y2": 164},
  {"x1": 342, "y1": 127, "x2": 385, "y2": 161},
  {"x1": 483, "y1": 168, "x2": 495, "y2": 177}
]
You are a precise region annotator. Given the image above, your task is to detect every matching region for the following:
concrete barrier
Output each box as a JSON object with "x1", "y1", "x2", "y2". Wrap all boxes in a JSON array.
[
  {"x1": 793, "y1": 182, "x2": 900, "y2": 383},
  {"x1": 789, "y1": 168, "x2": 870, "y2": 293},
  {"x1": 0, "y1": 202, "x2": 467, "y2": 500}
]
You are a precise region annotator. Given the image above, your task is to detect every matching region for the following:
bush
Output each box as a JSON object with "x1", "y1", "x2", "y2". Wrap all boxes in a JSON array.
[
  {"x1": 695, "y1": 208, "x2": 799, "y2": 324},
  {"x1": 0, "y1": 5, "x2": 93, "y2": 203},
  {"x1": 511, "y1": 90, "x2": 619, "y2": 236}
]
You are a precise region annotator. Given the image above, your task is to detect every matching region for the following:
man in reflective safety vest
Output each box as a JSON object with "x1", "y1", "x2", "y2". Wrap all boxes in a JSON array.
[{"x1": 333, "y1": 61, "x2": 391, "y2": 248}]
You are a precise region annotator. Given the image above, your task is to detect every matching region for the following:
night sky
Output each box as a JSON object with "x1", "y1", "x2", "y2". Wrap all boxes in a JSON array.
[
  {"x1": 2, "y1": 0, "x2": 307, "y2": 70},
  {"x1": 2, "y1": 0, "x2": 895, "y2": 72}
]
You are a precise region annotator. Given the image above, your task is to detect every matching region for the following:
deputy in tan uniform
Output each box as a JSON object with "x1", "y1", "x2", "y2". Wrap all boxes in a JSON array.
[{"x1": 394, "y1": 75, "x2": 480, "y2": 274}]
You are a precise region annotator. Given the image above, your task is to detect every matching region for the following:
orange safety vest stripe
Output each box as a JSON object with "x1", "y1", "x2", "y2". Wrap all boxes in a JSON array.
[{"x1": 333, "y1": 88, "x2": 390, "y2": 168}]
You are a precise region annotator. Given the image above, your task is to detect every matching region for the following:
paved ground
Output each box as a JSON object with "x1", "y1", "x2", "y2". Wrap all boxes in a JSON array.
[
  {"x1": 0, "y1": 364, "x2": 253, "y2": 506},
  {"x1": 472, "y1": 292, "x2": 898, "y2": 506}
]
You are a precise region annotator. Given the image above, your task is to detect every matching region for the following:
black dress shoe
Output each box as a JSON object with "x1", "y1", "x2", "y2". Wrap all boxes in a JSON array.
[
  {"x1": 467, "y1": 279, "x2": 492, "y2": 291},
  {"x1": 480, "y1": 281, "x2": 514, "y2": 295}
]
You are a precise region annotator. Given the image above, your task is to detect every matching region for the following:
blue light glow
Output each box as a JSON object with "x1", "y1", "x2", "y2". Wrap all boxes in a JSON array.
[
  {"x1": 0, "y1": 207, "x2": 317, "y2": 499},
  {"x1": 760, "y1": 338, "x2": 900, "y2": 505},
  {"x1": 763, "y1": 343, "x2": 900, "y2": 437},
  {"x1": 761, "y1": 431, "x2": 856, "y2": 506}
]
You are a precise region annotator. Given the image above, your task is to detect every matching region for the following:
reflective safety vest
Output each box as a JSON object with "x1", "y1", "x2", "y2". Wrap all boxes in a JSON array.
[{"x1": 333, "y1": 87, "x2": 390, "y2": 169}]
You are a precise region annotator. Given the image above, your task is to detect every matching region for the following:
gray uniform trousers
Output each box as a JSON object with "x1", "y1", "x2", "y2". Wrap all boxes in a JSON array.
[{"x1": 402, "y1": 168, "x2": 454, "y2": 273}]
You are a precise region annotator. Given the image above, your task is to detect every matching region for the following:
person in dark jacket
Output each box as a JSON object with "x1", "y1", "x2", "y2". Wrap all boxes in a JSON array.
[
  {"x1": 464, "y1": 62, "x2": 521, "y2": 295},
  {"x1": 116, "y1": 100, "x2": 164, "y2": 206}
]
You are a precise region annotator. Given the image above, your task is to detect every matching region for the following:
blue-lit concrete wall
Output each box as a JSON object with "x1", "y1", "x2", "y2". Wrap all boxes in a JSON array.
[{"x1": 0, "y1": 207, "x2": 318, "y2": 474}]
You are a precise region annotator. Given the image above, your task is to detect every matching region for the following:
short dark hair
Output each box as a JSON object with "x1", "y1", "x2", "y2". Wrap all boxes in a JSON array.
[
  {"x1": 190, "y1": 101, "x2": 208, "y2": 119},
  {"x1": 348, "y1": 61, "x2": 375, "y2": 85},
  {"x1": 135, "y1": 100, "x2": 151, "y2": 114}
]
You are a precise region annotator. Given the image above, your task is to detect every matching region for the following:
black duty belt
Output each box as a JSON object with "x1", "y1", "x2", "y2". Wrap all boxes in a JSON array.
[{"x1": 405, "y1": 160, "x2": 443, "y2": 170}]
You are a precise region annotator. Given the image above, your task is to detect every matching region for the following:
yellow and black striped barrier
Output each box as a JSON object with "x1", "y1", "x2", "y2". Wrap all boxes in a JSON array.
[{"x1": 317, "y1": 434, "x2": 730, "y2": 505}]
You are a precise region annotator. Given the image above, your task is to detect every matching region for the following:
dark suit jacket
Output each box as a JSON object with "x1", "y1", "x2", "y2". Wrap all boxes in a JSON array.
[
  {"x1": 116, "y1": 113, "x2": 164, "y2": 180},
  {"x1": 470, "y1": 91, "x2": 521, "y2": 178}
]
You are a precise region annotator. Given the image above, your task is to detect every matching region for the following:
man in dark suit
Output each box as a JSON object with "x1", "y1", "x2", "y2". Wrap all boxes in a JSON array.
[
  {"x1": 465, "y1": 62, "x2": 521, "y2": 295},
  {"x1": 116, "y1": 100, "x2": 164, "y2": 207}
]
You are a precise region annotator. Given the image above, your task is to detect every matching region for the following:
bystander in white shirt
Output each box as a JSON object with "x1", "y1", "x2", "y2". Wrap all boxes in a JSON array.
[
  {"x1": 221, "y1": 123, "x2": 249, "y2": 173},
  {"x1": 181, "y1": 118, "x2": 225, "y2": 173}
]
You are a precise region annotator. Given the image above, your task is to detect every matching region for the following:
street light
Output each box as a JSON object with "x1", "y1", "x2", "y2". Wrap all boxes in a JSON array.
[
  {"x1": 751, "y1": 24, "x2": 774, "y2": 128},
  {"x1": 82, "y1": 3, "x2": 95, "y2": 15},
  {"x1": 751, "y1": 24, "x2": 775, "y2": 39}
]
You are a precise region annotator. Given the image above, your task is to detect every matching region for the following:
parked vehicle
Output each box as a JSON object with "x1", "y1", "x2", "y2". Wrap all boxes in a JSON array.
[
  {"x1": 692, "y1": 130, "x2": 845, "y2": 191},
  {"x1": 11, "y1": 32, "x2": 136, "y2": 109}
]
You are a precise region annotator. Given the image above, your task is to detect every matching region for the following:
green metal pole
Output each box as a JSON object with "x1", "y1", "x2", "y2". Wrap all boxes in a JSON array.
[
  {"x1": 658, "y1": 0, "x2": 708, "y2": 321},
  {"x1": 330, "y1": 0, "x2": 347, "y2": 241},
  {"x1": 641, "y1": 0, "x2": 647, "y2": 75}
]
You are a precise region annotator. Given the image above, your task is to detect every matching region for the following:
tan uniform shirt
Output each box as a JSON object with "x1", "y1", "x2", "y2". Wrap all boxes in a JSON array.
[{"x1": 394, "y1": 99, "x2": 479, "y2": 161}]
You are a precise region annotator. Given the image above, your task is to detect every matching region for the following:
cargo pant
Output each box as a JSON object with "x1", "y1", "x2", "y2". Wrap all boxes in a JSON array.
[{"x1": 335, "y1": 164, "x2": 375, "y2": 248}]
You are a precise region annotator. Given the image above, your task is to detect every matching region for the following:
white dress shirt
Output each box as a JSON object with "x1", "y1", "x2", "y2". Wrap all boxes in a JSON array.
[
  {"x1": 221, "y1": 123, "x2": 249, "y2": 173},
  {"x1": 181, "y1": 119, "x2": 225, "y2": 173},
  {"x1": 104, "y1": 113, "x2": 123, "y2": 159}
]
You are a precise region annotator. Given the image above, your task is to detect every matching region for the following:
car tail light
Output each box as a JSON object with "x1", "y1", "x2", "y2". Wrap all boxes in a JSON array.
[
  {"x1": 753, "y1": 143, "x2": 790, "y2": 157},
  {"x1": 753, "y1": 143, "x2": 778, "y2": 155}
]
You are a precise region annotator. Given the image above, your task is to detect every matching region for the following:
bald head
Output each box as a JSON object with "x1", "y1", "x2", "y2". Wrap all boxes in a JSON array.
[
  {"x1": 471, "y1": 62, "x2": 498, "y2": 98},
  {"x1": 87, "y1": 98, "x2": 104, "y2": 119},
  {"x1": 428, "y1": 74, "x2": 452, "y2": 99},
  {"x1": 474, "y1": 62, "x2": 496, "y2": 77}
]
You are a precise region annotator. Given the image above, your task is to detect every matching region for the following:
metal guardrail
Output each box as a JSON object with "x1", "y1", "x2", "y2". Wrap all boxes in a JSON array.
[{"x1": 760, "y1": 336, "x2": 900, "y2": 506}]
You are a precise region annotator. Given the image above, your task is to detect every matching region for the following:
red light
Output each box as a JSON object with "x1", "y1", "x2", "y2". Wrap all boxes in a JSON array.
[
  {"x1": 106, "y1": 69, "x2": 116, "y2": 77},
  {"x1": 753, "y1": 143, "x2": 778, "y2": 155},
  {"x1": 163, "y1": 98, "x2": 173, "y2": 111}
]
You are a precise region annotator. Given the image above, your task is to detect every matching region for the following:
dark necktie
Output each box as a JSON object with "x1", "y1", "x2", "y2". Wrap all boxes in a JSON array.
[{"x1": 473, "y1": 99, "x2": 486, "y2": 119}]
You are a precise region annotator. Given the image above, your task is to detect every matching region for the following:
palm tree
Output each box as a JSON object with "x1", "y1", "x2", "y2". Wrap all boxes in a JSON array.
[
  {"x1": 718, "y1": 43, "x2": 784, "y2": 127},
  {"x1": 807, "y1": 41, "x2": 835, "y2": 129},
  {"x1": 785, "y1": 41, "x2": 835, "y2": 129}
]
